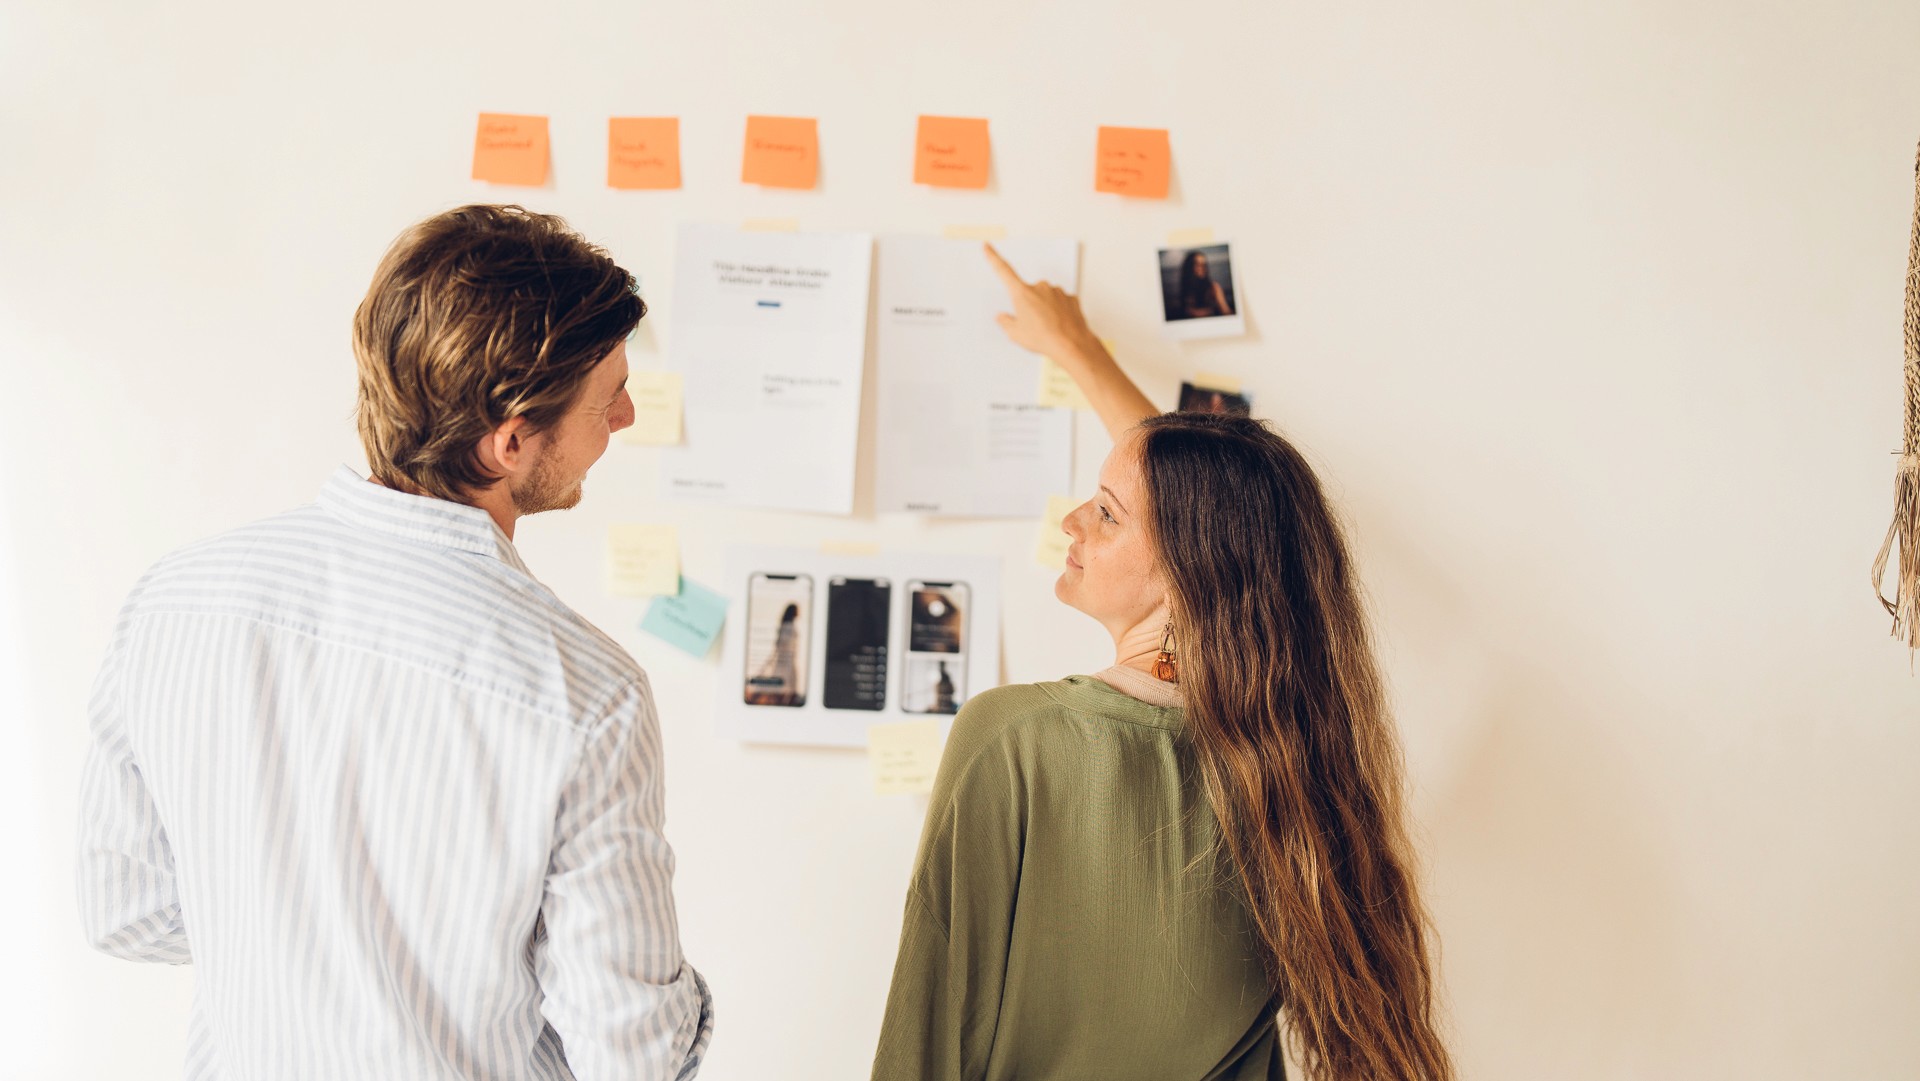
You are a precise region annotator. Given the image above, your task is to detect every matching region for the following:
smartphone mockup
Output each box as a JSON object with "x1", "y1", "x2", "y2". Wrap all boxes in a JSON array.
[
  {"x1": 823, "y1": 576, "x2": 891, "y2": 711},
  {"x1": 902, "y1": 580, "x2": 969, "y2": 715},
  {"x1": 743, "y1": 572, "x2": 813, "y2": 707}
]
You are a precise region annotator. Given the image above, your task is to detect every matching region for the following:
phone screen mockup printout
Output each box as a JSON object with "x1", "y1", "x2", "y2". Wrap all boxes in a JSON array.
[
  {"x1": 744, "y1": 572, "x2": 813, "y2": 707},
  {"x1": 823, "y1": 576, "x2": 890, "y2": 711},
  {"x1": 902, "y1": 580, "x2": 968, "y2": 715}
]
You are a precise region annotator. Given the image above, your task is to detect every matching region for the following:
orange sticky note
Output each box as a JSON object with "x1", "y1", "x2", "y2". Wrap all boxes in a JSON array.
[
  {"x1": 472, "y1": 113, "x2": 549, "y2": 187},
  {"x1": 1094, "y1": 126, "x2": 1170, "y2": 198},
  {"x1": 742, "y1": 116, "x2": 819, "y2": 189},
  {"x1": 608, "y1": 117, "x2": 681, "y2": 190},
  {"x1": 913, "y1": 116, "x2": 991, "y2": 189}
]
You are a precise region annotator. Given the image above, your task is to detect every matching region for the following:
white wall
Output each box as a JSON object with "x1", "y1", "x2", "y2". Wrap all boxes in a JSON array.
[{"x1": 4, "y1": 1, "x2": 1918, "y2": 1077}]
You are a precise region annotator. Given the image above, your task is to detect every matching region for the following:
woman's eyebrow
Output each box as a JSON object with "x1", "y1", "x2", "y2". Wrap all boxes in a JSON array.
[{"x1": 1100, "y1": 485, "x2": 1128, "y2": 515}]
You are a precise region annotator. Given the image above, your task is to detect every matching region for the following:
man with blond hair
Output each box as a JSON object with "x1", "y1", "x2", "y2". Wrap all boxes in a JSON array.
[{"x1": 77, "y1": 204, "x2": 712, "y2": 1079}]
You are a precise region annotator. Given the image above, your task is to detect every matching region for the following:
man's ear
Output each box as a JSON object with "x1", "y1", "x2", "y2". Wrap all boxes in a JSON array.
[{"x1": 476, "y1": 415, "x2": 534, "y2": 480}]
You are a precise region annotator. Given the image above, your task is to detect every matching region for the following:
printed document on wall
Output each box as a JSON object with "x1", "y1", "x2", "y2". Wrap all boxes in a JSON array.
[
  {"x1": 875, "y1": 235, "x2": 1077, "y2": 518},
  {"x1": 661, "y1": 223, "x2": 873, "y2": 514}
]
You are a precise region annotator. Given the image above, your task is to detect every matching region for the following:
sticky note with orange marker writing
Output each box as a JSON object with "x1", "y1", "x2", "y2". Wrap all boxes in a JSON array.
[
  {"x1": 742, "y1": 115, "x2": 819, "y2": 189},
  {"x1": 607, "y1": 117, "x2": 681, "y2": 190},
  {"x1": 913, "y1": 116, "x2": 991, "y2": 189},
  {"x1": 472, "y1": 113, "x2": 549, "y2": 186},
  {"x1": 1094, "y1": 126, "x2": 1170, "y2": 198}
]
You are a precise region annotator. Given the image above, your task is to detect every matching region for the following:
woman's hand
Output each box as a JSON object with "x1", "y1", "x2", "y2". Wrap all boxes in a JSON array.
[
  {"x1": 981, "y1": 242, "x2": 1158, "y2": 439},
  {"x1": 983, "y1": 243, "x2": 1101, "y2": 367}
]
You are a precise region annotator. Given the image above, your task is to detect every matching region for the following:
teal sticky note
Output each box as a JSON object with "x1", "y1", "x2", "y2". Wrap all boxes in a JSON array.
[{"x1": 640, "y1": 578, "x2": 728, "y2": 658}]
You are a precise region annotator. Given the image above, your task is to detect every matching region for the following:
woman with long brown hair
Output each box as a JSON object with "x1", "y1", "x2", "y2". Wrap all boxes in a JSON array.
[{"x1": 870, "y1": 246, "x2": 1454, "y2": 1081}]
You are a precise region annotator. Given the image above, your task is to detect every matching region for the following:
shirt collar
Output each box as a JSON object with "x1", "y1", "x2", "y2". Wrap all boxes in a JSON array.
[{"x1": 316, "y1": 465, "x2": 529, "y2": 574}]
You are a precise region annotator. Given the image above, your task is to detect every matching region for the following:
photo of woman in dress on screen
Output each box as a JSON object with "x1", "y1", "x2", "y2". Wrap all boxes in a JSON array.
[{"x1": 746, "y1": 601, "x2": 806, "y2": 706}]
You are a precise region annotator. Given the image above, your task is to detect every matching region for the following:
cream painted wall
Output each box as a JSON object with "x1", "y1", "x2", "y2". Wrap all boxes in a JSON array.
[{"x1": 3, "y1": 1, "x2": 1918, "y2": 1078}]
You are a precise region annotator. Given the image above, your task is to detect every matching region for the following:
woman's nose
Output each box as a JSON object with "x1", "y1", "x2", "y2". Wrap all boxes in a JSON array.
[{"x1": 1061, "y1": 501, "x2": 1089, "y2": 540}]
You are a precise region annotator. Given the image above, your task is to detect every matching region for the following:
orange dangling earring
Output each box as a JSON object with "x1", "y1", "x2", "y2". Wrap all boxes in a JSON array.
[{"x1": 1153, "y1": 621, "x2": 1179, "y2": 683}]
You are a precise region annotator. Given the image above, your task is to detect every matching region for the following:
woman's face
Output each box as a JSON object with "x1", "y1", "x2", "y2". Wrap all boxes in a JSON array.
[
  {"x1": 1191, "y1": 252, "x2": 1209, "y2": 278},
  {"x1": 1056, "y1": 431, "x2": 1168, "y2": 636}
]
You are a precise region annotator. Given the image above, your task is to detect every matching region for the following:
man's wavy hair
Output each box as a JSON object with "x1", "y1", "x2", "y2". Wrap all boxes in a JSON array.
[{"x1": 351, "y1": 204, "x2": 644, "y2": 502}]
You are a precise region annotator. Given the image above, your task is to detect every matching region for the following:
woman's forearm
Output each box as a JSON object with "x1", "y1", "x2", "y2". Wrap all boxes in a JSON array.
[{"x1": 1054, "y1": 334, "x2": 1158, "y2": 440}]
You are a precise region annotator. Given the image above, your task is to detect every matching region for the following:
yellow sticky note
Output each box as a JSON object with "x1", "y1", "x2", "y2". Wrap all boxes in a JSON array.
[
  {"x1": 1036, "y1": 338, "x2": 1113, "y2": 410},
  {"x1": 1035, "y1": 494, "x2": 1077, "y2": 570},
  {"x1": 942, "y1": 223, "x2": 1007, "y2": 241},
  {"x1": 1166, "y1": 227, "x2": 1215, "y2": 247},
  {"x1": 606, "y1": 524, "x2": 680, "y2": 597},
  {"x1": 619, "y1": 371, "x2": 683, "y2": 446},
  {"x1": 869, "y1": 720, "x2": 942, "y2": 795},
  {"x1": 819, "y1": 539, "x2": 881, "y2": 556},
  {"x1": 1193, "y1": 371, "x2": 1242, "y2": 394},
  {"x1": 1036, "y1": 358, "x2": 1092, "y2": 411},
  {"x1": 742, "y1": 217, "x2": 800, "y2": 232}
]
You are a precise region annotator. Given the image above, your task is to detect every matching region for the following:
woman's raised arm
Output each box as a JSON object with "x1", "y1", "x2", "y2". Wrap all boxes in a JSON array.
[{"x1": 983, "y1": 243, "x2": 1157, "y2": 441}]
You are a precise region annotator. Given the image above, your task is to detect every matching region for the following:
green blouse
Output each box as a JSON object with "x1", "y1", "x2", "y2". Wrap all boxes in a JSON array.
[{"x1": 871, "y1": 676, "x2": 1285, "y2": 1081}]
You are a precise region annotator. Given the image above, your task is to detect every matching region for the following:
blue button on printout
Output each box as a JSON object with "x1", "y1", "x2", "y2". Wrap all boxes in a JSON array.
[{"x1": 640, "y1": 578, "x2": 729, "y2": 658}]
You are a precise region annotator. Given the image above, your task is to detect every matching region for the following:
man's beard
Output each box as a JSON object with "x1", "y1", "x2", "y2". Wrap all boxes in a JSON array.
[{"x1": 511, "y1": 446, "x2": 583, "y2": 515}]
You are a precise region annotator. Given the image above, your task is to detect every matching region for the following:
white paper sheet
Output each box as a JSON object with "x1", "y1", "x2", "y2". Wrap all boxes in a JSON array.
[
  {"x1": 874, "y1": 235, "x2": 1078, "y2": 518},
  {"x1": 660, "y1": 224, "x2": 873, "y2": 514},
  {"x1": 716, "y1": 545, "x2": 1003, "y2": 747}
]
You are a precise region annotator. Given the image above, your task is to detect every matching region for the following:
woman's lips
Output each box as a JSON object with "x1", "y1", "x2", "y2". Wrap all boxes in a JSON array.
[{"x1": 1065, "y1": 549, "x2": 1082, "y2": 570}]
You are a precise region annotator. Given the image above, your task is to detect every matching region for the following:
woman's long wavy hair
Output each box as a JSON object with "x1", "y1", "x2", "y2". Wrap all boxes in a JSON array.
[{"x1": 1138, "y1": 411, "x2": 1453, "y2": 1081}]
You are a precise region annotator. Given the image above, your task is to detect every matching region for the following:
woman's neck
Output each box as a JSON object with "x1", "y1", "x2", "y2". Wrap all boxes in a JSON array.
[{"x1": 1111, "y1": 614, "x2": 1171, "y2": 679}]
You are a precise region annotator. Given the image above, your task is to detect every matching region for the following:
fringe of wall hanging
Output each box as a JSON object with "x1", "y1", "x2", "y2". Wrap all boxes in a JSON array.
[{"x1": 1872, "y1": 142, "x2": 1920, "y2": 653}]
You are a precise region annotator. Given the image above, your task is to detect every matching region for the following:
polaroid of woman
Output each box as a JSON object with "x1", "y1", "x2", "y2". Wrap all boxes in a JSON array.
[{"x1": 1158, "y1": 243, "x2": 1247, "y2": 340}]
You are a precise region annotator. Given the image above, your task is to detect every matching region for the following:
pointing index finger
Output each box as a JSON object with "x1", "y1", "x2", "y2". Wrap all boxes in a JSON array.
[{"x1": 982, "y1": 242, "x2": 1027, "y2": 291}]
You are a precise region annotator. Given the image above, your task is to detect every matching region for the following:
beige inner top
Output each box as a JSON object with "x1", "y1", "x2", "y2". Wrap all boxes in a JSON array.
[{"x1": 1091, "y1": 664, "x2": 1184, "y2": 709}]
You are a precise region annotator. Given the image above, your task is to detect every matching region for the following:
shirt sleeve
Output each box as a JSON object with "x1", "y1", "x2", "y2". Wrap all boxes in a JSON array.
[
  {"x1": 75, "y1": 624, "x2": 191, "y2": 964},
  {"x1": 536, "y1": 676, "x2": 714, "y2": 1081},
  {"x1": 871, "y1": 700, "x2": 1029, "y2": 1081}
]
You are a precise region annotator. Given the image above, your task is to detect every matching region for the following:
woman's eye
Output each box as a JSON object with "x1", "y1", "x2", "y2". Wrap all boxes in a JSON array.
[{"x1": 1099, "y1": 506, "x2": 1116, "y2": 524}]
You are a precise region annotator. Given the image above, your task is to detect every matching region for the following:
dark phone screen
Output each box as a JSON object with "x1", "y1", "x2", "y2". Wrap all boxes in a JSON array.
[{"x1": 824, "y1": 577, "x2": 890, "y2": 711}]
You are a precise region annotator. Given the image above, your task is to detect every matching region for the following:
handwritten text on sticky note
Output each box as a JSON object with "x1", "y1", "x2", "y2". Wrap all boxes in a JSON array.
[
  {"x1": 742, "y1": 116, "x2": 819, "y2": 189},
  {"x1": 619, "y1": 371, "x2": 684, "y2": 446},
  {"x1": 608, "y1": 117, "x2": 681, "y2": 190},
  {"x1": 914, "y1": 116, "x2": 991, "y2": 189},
  {"x1": 1035, "y1": 494, "x2": 1078, "y2": 571},
  {"x1": 472, "y1": 113, "x2": 549, "y2": 187},
  {"x1": 607, "y1": 524, "x2": 680, "y2": 597},
  {"x1": 1095, "y1": 126, "x2": 1171, "y2": 198},
  {"x1": 640, "y1": 578, "x2": 728, "y2": 658},
  {"x1": 1037, "y1": 358, "x2": 1092, "y2": 411},
  {"x1": 869, "y1": 720, "x2": 942, "y2": 795}
]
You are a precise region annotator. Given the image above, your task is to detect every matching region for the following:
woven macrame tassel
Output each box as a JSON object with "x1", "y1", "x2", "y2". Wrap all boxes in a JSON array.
[{"x1": 1872, "y1": 141, "x2": 1920, "y2": 652}]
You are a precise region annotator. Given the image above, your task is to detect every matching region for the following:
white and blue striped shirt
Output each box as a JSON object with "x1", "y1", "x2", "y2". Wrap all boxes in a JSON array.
[{"x1": 77, "y1": 466, "x2": 713, "y2": 1080}]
